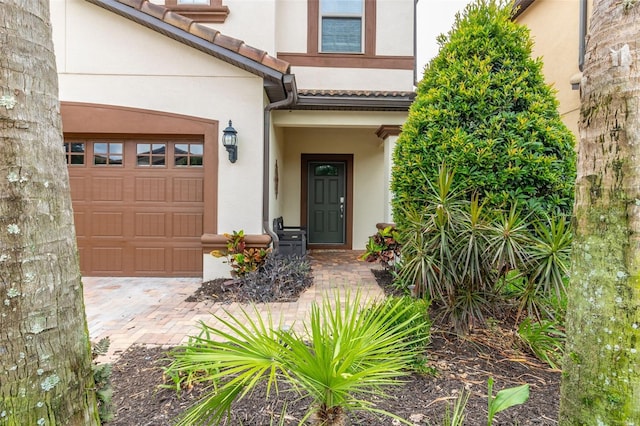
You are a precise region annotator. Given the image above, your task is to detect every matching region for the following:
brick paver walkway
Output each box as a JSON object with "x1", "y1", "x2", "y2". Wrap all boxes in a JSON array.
[{"x1": 83, "y1": 250, "x2": 384, "y2": 361}]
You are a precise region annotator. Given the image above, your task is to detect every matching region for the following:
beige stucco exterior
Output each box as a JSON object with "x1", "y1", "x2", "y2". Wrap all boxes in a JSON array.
[
  {"x1": 270, "y1": 110, "x2": 408, "y2": 250},
  {"x1": 50, "y1": 0, "x2": 414, "y2": 278},
  {"x1": 53, "y1": 0, "x2": 267, "y2": 235},
  {"x1": 516, "y1": 0, "x2": 586, "y2": 138}
]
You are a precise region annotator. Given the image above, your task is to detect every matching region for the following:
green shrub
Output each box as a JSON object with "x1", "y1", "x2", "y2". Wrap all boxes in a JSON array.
[
  {"x1": 392, "y1": 0, "x2": 576, "y2": 230},
  {"x1": 359, "y1": 225, "x2": 401, "y2": 270},
  {"x1": 210, "y1": 230, "x2": 271, "y2": 276},
  {"x1": 91, "y1": 337, "x2": 114, "y2": 423}
]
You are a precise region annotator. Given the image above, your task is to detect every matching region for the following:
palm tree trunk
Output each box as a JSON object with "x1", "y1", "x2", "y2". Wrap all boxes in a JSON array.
[
  {"x1": 559, "y1": 0, "x2": 640, "y2": 423},
  {"x1": 0, "y1": 1, "x2": 100, "y2": 424}
]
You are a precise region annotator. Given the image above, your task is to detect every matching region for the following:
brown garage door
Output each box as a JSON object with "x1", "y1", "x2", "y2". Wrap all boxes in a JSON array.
[{"x1": 64, "y1": 139, "x2": 204, "y2": 277}]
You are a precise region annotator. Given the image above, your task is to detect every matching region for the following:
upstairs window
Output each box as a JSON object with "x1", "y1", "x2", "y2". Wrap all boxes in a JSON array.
[{"x1": 320, "y1": 0, "x2": 363, "y2": 53}]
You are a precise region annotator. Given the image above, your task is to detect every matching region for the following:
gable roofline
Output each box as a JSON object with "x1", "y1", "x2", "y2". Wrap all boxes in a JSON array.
[
  {"x1": 512, "y1": 0, "x2": 535, "y2": 19},
  {"x1": 84, "y1": 0, "x2": 292, "y2": 102}
]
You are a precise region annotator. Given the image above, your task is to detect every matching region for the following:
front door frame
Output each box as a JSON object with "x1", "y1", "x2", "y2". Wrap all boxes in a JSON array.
[{"x1": 301, "y1": 154, "x2": 353, "y2": 250}]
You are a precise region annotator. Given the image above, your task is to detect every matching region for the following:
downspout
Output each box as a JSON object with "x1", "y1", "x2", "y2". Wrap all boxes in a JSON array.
[
  {"x1": 413, "y1": 0, "x2": 419, "y2": 86},
  {"x1": 578, "y1": 0, "x2": 587, "y2": 71},
  {"x1": 263, "y1": 74, "x2": 297, "y2": 249}
]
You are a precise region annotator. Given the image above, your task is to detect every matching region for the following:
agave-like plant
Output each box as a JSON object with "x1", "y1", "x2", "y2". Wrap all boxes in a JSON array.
[{"x1": 167, "y1": 292, "x2": 428, "y2": 425}]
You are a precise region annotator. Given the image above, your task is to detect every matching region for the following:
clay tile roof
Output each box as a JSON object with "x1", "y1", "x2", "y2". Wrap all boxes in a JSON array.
[
  {"x1": 84, "y1": 0, "x2": 290, "y2": 77},
  {"x1": 298, "y1": 89, "x2": 416, "y2": 98},
  {"x1": 294, "y1": 89, "x2": 416, "y2": 111}
]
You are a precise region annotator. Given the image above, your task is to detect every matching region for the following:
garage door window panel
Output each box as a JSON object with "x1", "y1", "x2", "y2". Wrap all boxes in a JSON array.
[
  {"x1": 175, "y1": 143, "x2": 203, "y2": 166},
  {"x1": 94, "y1": 142, "x2": 123, "y2": 166},
  {"x1": 64, "y1": 142, "x2": 86, "y2": 165},
  {"x1": 137, "y1": 143, "x2": 167, "y2": 167}
]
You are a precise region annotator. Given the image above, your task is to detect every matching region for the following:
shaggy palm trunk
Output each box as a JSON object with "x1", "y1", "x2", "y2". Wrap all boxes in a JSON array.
[
  {"x1": 559, "y1": 0, "x2": 640, "y2": 423},
  {"x1": 0, "y1": 1, "x2": 100, "y2": 424},
  {"x1": 314, "y1": 405, "x2": 347, "y2": 426}
]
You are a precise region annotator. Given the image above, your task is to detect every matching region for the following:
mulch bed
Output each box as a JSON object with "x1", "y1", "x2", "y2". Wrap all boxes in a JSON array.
[{"x1": 104, "y1": 268, "x2": 561, "y2": 425}]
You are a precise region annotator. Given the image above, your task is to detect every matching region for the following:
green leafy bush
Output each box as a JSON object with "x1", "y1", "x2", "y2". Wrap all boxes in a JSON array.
[
  {"x1": 392, "y1": 0, "x2": 576, "y2": 230},
  {"x1": 210, "y1": 230, "x2": 271, "y2": 276},
  {"x1": 360, "y1": 225, "x2": 401, "y2": 270},
  {"x1": 91, "y1": 337, "x2": 114, "y2": 423}
]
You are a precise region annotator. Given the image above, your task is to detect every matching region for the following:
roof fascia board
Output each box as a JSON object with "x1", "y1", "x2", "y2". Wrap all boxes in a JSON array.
[
  {"x1": 292, "y1": 95, "x2": 413, "y2": 111},
  {"x1": 84, "y1": 0, "x2": 285, "y2": 84},
  {"x1": 512, "y1": 0, "x2": 535, "y2": 19}
]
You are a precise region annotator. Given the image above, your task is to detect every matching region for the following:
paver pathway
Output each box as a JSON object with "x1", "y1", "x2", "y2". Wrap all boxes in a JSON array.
[{"x1": 83, "y1": 250, "x2": 384, "y2": 361}]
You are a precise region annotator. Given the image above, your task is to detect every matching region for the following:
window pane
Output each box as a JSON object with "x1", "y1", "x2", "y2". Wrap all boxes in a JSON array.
[
  {"x1": 190, "y1": 156, "x2": 203, "y2": 166},
  {"x1": 321, "y1": 18, "x2": 362, "y2": 53},
  {"x1": 315, "y1": 164, "x2": 339, "y2": 176},
  {"x1": 137, "y1": 143, "x2": 151, "y2": 154},
  {"x1": 71, "y1": 155, "x2": 84, "y2": 165},
  {"x1": 321, "y1": 0, "x2": 362, "y2": 15},
  {"x1": 70, "y1": 143, "x2": 85, "y2": 154},
  {"x1": 175, "y1": 144, "x2": 188, "y2": 155},
  {"x1": 94, "y1": 143, "x2": 108, "y2": 154},
  {"x1": 189, "y1": 144, "x2": 203, "y2": 155},
  {"x1": 109, "y1": 143, "x2": 123, "y2": 154}
]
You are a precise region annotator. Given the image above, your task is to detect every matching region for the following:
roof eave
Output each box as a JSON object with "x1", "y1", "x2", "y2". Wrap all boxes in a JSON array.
[
  {"x1": 290, "y1": 95, "x2": 414, "y2": 112},
  {"x1": 512, "y1": 0, "x2": 536, "y2": 19}
]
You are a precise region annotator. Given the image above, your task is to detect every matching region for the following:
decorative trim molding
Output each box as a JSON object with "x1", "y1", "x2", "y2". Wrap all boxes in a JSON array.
[
  {"x1": 276, "y1": 52, "x2": 414, "y2": 70},
  {"x1": 201, "y1": 233, "x2": 272, "y2": 251},
  {"x1": 164, "y1": 0, "x2": 229, "y2": 22},
  {"x1": 375, "y1": 124, "x2": 402, "y2": 139}
]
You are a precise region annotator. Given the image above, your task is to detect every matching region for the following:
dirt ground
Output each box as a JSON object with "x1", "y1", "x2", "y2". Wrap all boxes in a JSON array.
[{"x1": 104, "y1": 270, "x2": 561, "y2": 426}]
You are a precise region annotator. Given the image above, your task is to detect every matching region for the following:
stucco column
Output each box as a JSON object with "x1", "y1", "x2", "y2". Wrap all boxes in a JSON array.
[{"x1": 376, "y1": 125, "x2": 402, "y2": 223}]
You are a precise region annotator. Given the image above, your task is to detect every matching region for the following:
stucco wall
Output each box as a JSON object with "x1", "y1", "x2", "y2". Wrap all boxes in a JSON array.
[
  {"x1": 291, "y1": 67, "x2": 414, "y2": 91},
  {"x1": 51, "y1": 0, "x2": 267, "y2": 237},
  {"x1": 280, "y1": 127, "x2": 385, "y2": 250},
  {"x1": 517, "y1": 0, "x2": 582, "y2": 138}
]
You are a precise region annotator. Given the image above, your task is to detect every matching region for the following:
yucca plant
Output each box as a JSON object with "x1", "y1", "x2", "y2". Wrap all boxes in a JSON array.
[
  {"x1": 486, "y1": 204, "x2": 532, "y2": 284},
  {"x1": 503, "y1": 215, "x2": 571, "y2": 320},
  {"x1": 167, "y1": 292, "x2": 429, "y2": 425},
  {"x1": 527, "y1": 215, "x2": 571, "y2": 301},
  {"x1": 397, "y1": 164, "x2": 465, "y2": 300}
]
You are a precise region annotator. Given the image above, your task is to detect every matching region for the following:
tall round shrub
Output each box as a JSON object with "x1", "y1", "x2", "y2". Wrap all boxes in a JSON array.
[{"x1": 392, "y1": 0, "x2": 576, "y2": 229}]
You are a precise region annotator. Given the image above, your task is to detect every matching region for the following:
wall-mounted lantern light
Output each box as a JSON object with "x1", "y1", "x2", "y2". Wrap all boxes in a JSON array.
[{"x1": 222, "y1": 120, "x2": 238, "y2": 163}]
